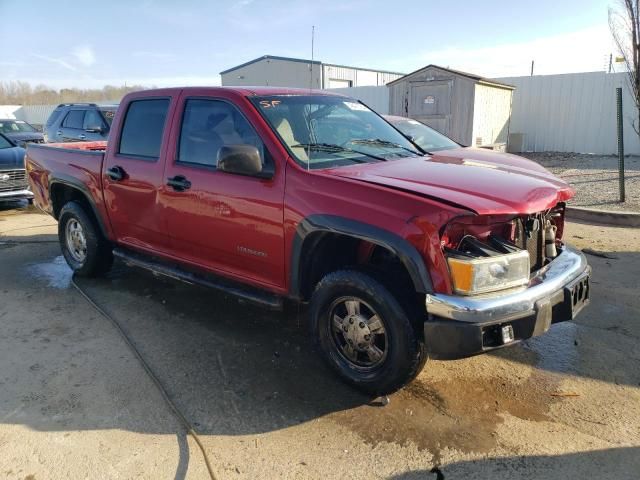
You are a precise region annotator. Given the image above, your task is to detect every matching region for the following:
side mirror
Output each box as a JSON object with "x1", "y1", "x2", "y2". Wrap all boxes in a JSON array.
[
  {"x1": 217, "y1": 144, "x2": 270, "y2": 178},
  {"x1": 85, "y1": 125, "x2": 104, "y2": 133}
]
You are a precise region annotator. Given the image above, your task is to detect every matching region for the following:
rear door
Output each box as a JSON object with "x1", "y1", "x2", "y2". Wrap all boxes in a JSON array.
[
  {"x1": 161, "y1": 91, "x2": 286, "y2": 290},
  {"x1": 59, "y1": 109, "x2": 87, "y2": 142},
  {"x1": 102, "y1": 94, "x2": 175, "y2": 254}
]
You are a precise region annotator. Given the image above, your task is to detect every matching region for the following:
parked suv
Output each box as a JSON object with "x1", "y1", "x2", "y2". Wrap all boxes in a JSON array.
[{"x1": 44, "y1": 103, "x2": 118, "y2": 143}]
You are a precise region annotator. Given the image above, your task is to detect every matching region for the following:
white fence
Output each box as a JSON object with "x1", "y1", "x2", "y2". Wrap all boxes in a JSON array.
[
  {"x1": 496, "y1": 72, "x2": 640, "y2": 155},
  {"x1": 0, "y1": 104, "x2": 57, "y2": 128},
  {"x1": 325, "y1": 86, "x2": 390, "y2": 114}
]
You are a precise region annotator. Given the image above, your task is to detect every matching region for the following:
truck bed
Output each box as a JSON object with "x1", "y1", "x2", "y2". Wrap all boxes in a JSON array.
[{"x1": 25, "y1": 141, "x2": 108, "y2": 222}]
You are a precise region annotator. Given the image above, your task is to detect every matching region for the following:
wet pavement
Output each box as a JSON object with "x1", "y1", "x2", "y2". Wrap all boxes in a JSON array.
[{"x1": 1, "y1": 201, "x2": 639, "y2": 479}]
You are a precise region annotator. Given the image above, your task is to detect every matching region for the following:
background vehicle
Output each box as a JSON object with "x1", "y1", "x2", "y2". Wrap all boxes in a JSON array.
[
  {"x1": 44, "y1": 103, "x2": 118, "y2": 143},
  {"x1": 0, "y1": 133, "x2": 32, "y2": 202},
  {"x1": 25, "y1": 87, "x2": 590, "y2": 394},
  {"x1": 0, "y1": 119, "x2": 44, "y2": 147},
  {"x1": 385, "y1": 115, "x2": 461, "y2": 152}
]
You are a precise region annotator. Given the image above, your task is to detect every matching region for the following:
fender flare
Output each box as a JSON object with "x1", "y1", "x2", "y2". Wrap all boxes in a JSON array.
[
  {"x1": 49, "y1": 174, "x2": 109, "y2": 239},
  {"x1": 290, "y1": 214, "x2": 433, "y2": 298}
]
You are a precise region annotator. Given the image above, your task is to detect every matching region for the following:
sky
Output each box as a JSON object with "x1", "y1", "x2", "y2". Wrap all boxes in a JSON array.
[{"x1": 0, "y1": 0, "x2": 619, "y2": 89}]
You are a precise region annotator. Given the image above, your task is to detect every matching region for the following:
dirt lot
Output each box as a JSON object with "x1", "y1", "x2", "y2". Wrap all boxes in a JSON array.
[
  {"x1": 0, "y1": 202, "x2": 639, "y2": 479},
  {"x1": 522, "y1": 153, "x2": 640, "y2": 212}
]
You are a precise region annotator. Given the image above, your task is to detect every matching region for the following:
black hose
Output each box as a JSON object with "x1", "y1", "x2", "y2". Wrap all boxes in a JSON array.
[{"x1": 71, "y1": 276, "x2": 218, "y2": 480}]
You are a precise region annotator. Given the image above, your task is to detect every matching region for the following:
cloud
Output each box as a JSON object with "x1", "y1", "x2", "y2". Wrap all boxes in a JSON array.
[
  {"x1": 72, "y1": 46, "x2": 96, "y2": 67},
  {"x1": 31, "y1": 53, "x2": 78, "y2": 72},
  {"x1": 406, "y1": 25, "x2": 616, "y2": 79}
]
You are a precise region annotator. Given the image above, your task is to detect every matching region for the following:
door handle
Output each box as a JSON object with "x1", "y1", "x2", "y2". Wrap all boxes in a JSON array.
[
  {"x1": 167, "y1": 175, "x2": 191, "y2": 192},
  {"x1": 106, "y1": 165, "x2": 126, "y2": 181},
  {"x1": 56, "y1": 131, "x2": 62, "y2": 136},
  {"x1": 78, "y1": 134, "x2": 86, "y2": 140}
]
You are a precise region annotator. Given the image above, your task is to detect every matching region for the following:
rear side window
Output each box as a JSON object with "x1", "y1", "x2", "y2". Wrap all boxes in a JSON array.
[
  {"x1": 118, "y1": 99, "x2": 169, "y2": 159},
  {"x1": 62, "y1": 110, "x2": 85, "y2": 129},
  {"x1": 46, "y1": 108, "x2": 64, "y2": 127}
]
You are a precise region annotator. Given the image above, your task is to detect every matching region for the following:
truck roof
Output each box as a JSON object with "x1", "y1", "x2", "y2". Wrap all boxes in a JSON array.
[{"x1": 134, "y1": 86, "x2": 347, "y2": 97}]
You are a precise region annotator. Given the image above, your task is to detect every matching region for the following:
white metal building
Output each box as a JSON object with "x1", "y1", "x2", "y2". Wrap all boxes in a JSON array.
[{"x1": 220, "y1": 55, "x2": 404, "y2": 89}]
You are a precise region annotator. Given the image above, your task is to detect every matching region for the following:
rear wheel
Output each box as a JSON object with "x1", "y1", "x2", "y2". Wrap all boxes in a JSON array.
[
  {"x1": 59, "y1": 201, "x2": 113, "y2": 277},
  {"x1": 310, "y1": 270, "x2": 427, "y2": 395}
]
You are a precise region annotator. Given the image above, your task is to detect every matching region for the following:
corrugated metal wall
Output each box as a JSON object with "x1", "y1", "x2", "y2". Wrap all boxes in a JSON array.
[
  {"x1": 496, "y1": 72, "x2": 640, "y2": 154},
  {"x1": 0, "y1": 105, "x2": 57, "y2": 128},
  {"x1": 325, "y1": 86, "x2": 391, "y2": 114}
]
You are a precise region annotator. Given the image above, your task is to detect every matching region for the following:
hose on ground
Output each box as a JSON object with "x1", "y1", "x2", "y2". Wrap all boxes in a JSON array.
[{"x1": 71, "y1": 276, "x2": 218, "y2": 480}]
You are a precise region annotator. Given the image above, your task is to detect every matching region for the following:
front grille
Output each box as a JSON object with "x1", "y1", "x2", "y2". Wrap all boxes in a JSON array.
[
  {"x1": 514, "y1": 217, "x2": 545, "y2": 272},
  {"x1": 0, "y1": 169, "x2": 28, "y2": 192}
]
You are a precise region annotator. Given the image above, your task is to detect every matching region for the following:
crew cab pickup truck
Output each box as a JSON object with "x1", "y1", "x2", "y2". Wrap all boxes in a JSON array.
[{"x1": 26, "y1": 87, "x2": 591, "y2": 394}]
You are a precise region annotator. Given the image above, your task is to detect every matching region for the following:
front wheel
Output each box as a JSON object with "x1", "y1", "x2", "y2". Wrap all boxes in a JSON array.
[{"x1": 310, "y1": 270, "x2": 427, "y2": 395}]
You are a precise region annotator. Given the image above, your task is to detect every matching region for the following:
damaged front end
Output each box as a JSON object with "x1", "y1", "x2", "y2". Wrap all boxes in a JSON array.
[{"x1": 423, "y1": 203, "x2": 591, "y2": 359}]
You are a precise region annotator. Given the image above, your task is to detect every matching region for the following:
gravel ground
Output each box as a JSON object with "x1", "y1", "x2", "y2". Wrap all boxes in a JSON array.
[{"x1": 520, "y1": 153, "x2": 640, "y2": 212}]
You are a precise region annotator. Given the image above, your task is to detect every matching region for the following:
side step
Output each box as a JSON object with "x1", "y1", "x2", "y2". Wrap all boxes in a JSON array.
[{"x1": 113, "y1": 248, "x2": 284, "y2": 311}]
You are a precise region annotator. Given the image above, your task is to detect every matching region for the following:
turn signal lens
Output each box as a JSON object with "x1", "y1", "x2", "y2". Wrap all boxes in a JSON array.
[{"x1": 447, "y1": 250, "x2": 530, "y2": 295}]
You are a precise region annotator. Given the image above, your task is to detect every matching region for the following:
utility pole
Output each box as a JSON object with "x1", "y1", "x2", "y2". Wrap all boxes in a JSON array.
[
  {"x1": 609, "y1": 53, "x2": 613, "y2": 73},
  {"x1": 530, "y1": 60, "x2": 534, "y2": 76}
]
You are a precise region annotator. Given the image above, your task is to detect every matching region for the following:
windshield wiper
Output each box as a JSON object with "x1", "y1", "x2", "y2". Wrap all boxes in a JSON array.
[
  {"x1": 349, "y1": 138, "x2": 423, "y2": 155},
  {"x1": 291, "y1": 143, "x2": 387, "y2": 162}
]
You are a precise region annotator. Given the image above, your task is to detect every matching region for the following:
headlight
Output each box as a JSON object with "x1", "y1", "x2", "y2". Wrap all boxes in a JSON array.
[{"x1": 447, "y1": 250, "x2": 530, "y2": 295}]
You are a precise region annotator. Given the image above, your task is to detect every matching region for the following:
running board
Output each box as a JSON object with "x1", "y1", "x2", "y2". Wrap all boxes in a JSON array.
[{"x1": 112, "y1": 248, "x2": 284, "y2": 311}]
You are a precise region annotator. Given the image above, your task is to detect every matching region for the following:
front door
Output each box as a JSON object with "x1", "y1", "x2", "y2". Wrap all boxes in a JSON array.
[
  {"x1": 102, "y1": 96, "x2": 173, "y2": 254},
  {"x1": 161, "y1": 92, "x2": 286, "y2": 290},
  {"x1": 408, "y1": 80, "x2": 452, "y2": 136}
]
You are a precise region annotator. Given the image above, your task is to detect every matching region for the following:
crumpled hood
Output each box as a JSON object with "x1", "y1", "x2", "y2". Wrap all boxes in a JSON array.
[
  {"x1": 0, "y1": 146, "x2": 26, "y2": 169},
  {"x1": 322, "y1": 147, "x2": 574, "y2": 215}
]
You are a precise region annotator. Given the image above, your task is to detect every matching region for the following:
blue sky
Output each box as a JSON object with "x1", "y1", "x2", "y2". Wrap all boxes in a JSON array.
[{"x1": 0, "y1": 0, "x2": 615, "y2": 88}]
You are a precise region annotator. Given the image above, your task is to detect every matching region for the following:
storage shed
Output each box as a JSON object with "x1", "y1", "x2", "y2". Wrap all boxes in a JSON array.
[{"x1": 388, "y1": 65, "x2": 514, "y2": 148}]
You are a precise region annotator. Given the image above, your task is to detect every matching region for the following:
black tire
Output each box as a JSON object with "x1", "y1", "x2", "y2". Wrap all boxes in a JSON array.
[
  {"x1": 58, "y1": 201, "x2": 113, "y2": 277},
  {"x1": 310, "y1": 269, "x2": 427, "y2": 395}
]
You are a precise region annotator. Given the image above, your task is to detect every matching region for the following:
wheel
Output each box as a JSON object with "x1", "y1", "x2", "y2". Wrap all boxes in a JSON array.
[
  {"x1": 310, "y1": 269, "x2": 427, "y2": 395},
  {"x1": 58, "y1": 201, "x2": 113, "y2": 277}
]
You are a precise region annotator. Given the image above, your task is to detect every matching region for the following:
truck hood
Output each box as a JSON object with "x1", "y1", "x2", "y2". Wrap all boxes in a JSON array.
[
  {"x1": 5, "y1": 132, "x2": 44, "y2": 145},
  {"x1": 0, "y1": 146, "x2": 26, "y2": 169},
  {"x1": 322, "y1": 147, "x2": 574, "y2": 215}
]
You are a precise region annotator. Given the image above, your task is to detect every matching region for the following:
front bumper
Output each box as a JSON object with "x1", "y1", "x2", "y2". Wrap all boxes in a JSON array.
[
  {"x1": 0, "y1": 189, "x2": 33, "y2": 201},
  {"x1": 424, "y1": 244, "x2": 590, "y2": 359}
]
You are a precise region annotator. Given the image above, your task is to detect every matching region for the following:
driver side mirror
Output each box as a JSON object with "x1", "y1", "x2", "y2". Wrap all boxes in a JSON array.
[
  {"x1": 85, "y1": 125, "x2": 104, "y2": 133},
  {"x1": 217, "y1": 144, "x2": 271, "y2": 178}
]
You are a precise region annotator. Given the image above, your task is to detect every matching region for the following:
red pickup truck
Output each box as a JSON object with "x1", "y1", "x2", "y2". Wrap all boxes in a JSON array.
[{"x1": 26, "y1": 87, "x2": 591, "y2": 394}]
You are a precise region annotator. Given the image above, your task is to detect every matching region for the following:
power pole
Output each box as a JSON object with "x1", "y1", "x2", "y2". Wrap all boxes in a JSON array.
[{"x1": 530, "y1": 60, "x2": 534, "y2": 76}]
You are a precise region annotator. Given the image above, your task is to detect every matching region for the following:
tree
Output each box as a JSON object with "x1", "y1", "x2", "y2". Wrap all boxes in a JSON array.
[{"x1": 610, "y1": 0, "x2": 640, "y2": 135}]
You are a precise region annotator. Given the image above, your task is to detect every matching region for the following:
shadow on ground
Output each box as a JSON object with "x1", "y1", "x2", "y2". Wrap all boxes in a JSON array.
[{"x1": 390, "y1": 446, "x2": 640, "y2": 480}]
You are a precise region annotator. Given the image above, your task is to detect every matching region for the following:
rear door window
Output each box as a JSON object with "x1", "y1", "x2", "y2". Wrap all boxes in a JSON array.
[
  {"x1": 62, "y1": 110, "x2": 85, "y2": 129},
  {"x1": 118, "y1": 98, "x2": 169, "y2": 159}
]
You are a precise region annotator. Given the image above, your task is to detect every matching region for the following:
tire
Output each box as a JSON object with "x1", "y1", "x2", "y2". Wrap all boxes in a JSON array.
[
  {"x1": 310, "y1": 269, "x2": 427, "y2": 395},
  {"x1": 58, "y1": 201, "x2": 113, "y2": 277}
]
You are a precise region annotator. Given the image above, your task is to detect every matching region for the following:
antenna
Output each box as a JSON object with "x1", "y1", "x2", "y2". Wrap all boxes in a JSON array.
[
  {"x1": 310, "y1": 25, "x2": 315, "y2": 91},
  {"x1": 307, "y1": 25, "x2": 315, "y2": 172}
]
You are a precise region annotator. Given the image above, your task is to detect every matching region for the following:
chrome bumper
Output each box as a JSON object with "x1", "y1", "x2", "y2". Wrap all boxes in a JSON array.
[
  {"x1": 0, "y1": 189, "x2": 33, "y2": 200},
  {"x1": 426, "y1": 244, "x2": 589, "y2": 323}
]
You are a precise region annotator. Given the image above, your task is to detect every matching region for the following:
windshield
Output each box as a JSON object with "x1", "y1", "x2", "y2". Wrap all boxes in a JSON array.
[
  {"x1": 251, "y1": 95, "x2": 422, "y2": 169},
  {"x1": 387, "y1": 117, "x2": 459, "y2": 152},
  {"x1": 99, "y1": 108, "x2": 116, "y2": 126},
  {"x1": 0, "y1": 120, "x2": 37, "y2": 133},
  {"x1": 0, "y1": 134, "x2": 13, "y2": 149}
]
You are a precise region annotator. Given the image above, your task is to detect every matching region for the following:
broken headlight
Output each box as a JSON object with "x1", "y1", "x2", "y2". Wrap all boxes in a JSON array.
[{"x1": 446, "y1": 236, "x2": 530, "y2": 295}]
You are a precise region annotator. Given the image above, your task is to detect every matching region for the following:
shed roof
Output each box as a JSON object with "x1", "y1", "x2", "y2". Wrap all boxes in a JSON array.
[{"x1": 387, "y1": 64, "x2": 515, "y2": 90}]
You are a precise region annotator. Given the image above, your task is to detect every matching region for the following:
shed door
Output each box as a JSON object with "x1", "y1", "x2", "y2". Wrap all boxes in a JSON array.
[{"x1": 408, "y1": 81, "x2": 452, "y2": 136}]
